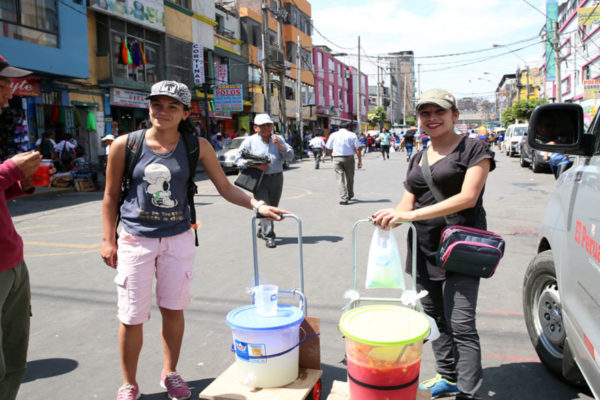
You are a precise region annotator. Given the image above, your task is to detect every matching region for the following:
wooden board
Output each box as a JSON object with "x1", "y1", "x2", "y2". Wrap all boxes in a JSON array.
[
  {"x1": 199, "y1": 364, "x2": 322, "y2": 400},
  {"x1": 327, "y1": 379, "x2": 431, "y2": 400}
]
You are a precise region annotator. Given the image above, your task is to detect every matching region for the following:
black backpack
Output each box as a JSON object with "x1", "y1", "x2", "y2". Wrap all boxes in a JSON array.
[
  {"x1": 60, "y1": 143, "x2": 76, "y2": 165},
  {"x1": 118, "y1": 129, "x2": 200, "y2": 246}
]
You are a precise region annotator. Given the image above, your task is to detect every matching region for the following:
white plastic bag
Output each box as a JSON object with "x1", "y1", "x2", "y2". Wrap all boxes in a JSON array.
[{"x1": 366, "y1": 227, "x2": 405, "y2": 289}]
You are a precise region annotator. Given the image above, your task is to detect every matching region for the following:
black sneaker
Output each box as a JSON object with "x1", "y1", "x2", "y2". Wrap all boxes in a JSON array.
[{"x1": 265, "y1": 238, "x2": 276, "y2": 248}]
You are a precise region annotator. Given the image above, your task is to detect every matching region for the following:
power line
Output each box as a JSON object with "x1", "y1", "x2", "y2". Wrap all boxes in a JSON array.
[{"x1": 519, "y1": 0, "x2": 546, "y2": 18}]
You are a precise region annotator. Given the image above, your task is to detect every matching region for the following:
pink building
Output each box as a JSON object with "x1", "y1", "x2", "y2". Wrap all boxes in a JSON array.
[{"x1": 313, "y1": 45, "x2": 369, "y2": 135}]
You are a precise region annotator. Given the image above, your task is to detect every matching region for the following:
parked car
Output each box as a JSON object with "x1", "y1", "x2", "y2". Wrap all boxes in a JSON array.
[
  {"x1": 216, "y1": 137, "x2": 246, "y2": 173},
  {"x1": 519, "y1": 130, "x2": 550, "y2": 172},
  {"x1": 522, "y1": 103, "x2": 598, "y2": 397},
  {"x1": 503, "y1": 123, "x2": 528, "y2": 157}
]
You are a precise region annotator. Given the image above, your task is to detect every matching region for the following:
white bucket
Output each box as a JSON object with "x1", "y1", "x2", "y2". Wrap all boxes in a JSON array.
[{"x1": 226, "y1": 304, "x2": 304, "y2": 388}]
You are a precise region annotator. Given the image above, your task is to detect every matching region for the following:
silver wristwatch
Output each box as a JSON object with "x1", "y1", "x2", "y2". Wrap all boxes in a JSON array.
[{"x1": 253, "y1": 200, "x2": 265, "y2": 215}]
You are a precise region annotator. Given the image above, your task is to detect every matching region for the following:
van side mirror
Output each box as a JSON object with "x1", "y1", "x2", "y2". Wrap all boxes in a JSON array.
[{"x1": 528, "y1": 103, "x2": 590, "y2": 156}]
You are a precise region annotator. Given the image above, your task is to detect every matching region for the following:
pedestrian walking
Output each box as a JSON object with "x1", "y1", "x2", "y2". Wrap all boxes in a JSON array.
[
  {"x1": 325, "y1": 123, "x2": 363, "y2": 205},
  {"x1": 101, "y1": 81, "x2": 289, "y2": 400},
  {"x1": 401, "y1": 129, "x2": 416, "y2": 161},
  {"x1": 0, "y1": 56, "x2": 56, "y2": 400},
  {"x1": 371, "y1": 89, "x2": 495, "y2": 400},
  {"x1": 235, "y1": 113, "x2": 294, "y2": 249},
  {"x1": 377, "y1": 128, "x2": 392, "y2": 160},
  {"x1": 308, "y1": 134, "x2": 326, "y2": 169}
]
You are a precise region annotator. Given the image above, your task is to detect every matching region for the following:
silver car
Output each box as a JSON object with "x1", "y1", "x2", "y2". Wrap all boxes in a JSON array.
[{"x1": 216, "y1": 137, "x2": 246, "y2": 174}]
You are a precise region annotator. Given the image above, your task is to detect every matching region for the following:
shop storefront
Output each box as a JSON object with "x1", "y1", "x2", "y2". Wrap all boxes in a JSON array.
[{"x1": 108, "y1": 87, "x2": 150, "y2": 135}]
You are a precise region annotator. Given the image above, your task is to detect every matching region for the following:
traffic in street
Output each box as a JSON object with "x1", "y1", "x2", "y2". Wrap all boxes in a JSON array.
[{"x1": 9, "y1": 148, "x2": 593, "y2": 400}]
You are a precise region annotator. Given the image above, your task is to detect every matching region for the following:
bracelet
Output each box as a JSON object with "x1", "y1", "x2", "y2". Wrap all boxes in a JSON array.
[{"x1": 253, "y1": 200, "x2": 265, "y2": 214}]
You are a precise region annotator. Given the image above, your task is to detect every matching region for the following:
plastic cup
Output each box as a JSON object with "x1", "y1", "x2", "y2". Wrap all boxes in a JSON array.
[
  {"x1": 32, "y1": 159, "x2": 53, "y2": 187},
  {"x1": 254, "y1": 284, "x2": 278, "y2": 316}
]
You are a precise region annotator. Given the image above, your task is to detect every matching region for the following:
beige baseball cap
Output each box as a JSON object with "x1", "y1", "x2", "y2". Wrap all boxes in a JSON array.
[{"x1": 416, "y1": 88, "x2": 457, "y2": 110}]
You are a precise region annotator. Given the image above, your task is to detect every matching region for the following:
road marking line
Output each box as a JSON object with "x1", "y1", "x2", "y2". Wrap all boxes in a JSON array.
[
  {"x1": 25, "y1": 241, "x2": 101, "y2": 249},
  {"x1": 27, "y1": 249, "x2": 100, "y2": 257}
]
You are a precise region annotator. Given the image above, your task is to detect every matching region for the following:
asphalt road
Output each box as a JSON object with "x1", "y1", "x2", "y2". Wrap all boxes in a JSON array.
[{"x1": 9, "y1": 146, "x2": 593, "y2": 400}]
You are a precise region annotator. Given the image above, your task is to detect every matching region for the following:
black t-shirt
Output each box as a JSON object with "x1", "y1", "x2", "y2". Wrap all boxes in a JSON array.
[
  {"x1": 404, "y1": 137, "x2": 495, "y2": 280},
  {"x1": 403, "y1": 131, "x2": 415, "y2": 145}
]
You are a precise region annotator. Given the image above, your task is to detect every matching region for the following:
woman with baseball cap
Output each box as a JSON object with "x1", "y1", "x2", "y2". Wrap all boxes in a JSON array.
[
  {"x1": 371, "y1": 88, "x2": 495, "y2": 400},
  {"x1": 101, "y1": 81, "x2": 291, "y2": 400}
]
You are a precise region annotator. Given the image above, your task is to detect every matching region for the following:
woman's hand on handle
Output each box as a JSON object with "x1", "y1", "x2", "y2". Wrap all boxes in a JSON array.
[
  {"x1": 258, "y1": 205, "x2": 293, "y2": 221},
  {"x1": 371, "y1": 208, "x2": 415, "y2": 230}
]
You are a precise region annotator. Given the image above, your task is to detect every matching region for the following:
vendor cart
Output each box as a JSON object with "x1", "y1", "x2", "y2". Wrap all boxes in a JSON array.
[{"x1": 199, "y1": 214, "x2": 322, "y2": 400}]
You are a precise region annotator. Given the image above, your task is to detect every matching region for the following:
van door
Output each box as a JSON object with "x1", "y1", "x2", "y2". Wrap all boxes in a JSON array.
[{"x1": 563, "y1": 146, "x2": 600, "y2": 395}]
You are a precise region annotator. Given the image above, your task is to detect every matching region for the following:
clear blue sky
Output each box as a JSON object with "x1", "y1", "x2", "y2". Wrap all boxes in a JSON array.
[{"x1": 309, "y1": 0, "x2": 550, "y2": 100}]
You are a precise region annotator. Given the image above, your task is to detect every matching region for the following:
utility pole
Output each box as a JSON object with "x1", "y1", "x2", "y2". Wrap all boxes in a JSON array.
[
  {"x1": 296, "y1": 35, "x2": 303, "y2": 149},
  {"x1": 554, "y1": 21, "x2": 562, "y2": 102},
  {"x1": 389, "y1": 63, "x2": 394, "y2": 125},
  {"x1": 261, "y1": 0, "x2": 270, "y2": 115},
  {"x1": 276, "y1": 0, "x2": 286, "y2": 136},
  {"x1": 403, "y1": 74, "x2": 407, "y2": 126},
  {"x1": 417, "y1": 63, "x2": 421, "y2": 97},
  {"x1": 356, "y1": 35, "x2": 361, "y2": 133},
  {"x1": 376, "y1": 57, "x2": 381, "y2": 108}
]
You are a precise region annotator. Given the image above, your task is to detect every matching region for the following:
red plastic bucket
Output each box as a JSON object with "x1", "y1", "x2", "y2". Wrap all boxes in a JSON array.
[{"x1": 339, "y1": 305, "x2": 429, "y2": 400}]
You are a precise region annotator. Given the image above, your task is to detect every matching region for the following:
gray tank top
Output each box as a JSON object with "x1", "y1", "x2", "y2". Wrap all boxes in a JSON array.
[{"x1": 120, "y1": 136, "x2": 191, "y2": 238}]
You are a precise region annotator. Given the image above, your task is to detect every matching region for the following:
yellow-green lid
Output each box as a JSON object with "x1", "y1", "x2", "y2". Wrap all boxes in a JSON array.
[{"x1": 339, "y1": 305, "x2": 430, "y2": 346}]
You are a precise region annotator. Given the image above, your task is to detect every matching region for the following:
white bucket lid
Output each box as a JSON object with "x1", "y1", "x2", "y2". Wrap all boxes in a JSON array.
[{"x1": 226, "y1": 304, "x2": 304, "y2": 331}]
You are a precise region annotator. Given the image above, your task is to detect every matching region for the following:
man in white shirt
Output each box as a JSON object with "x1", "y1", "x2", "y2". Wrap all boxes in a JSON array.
[
  {"x1": 325, "y1": 123, "x2": 363, "y2": 205},
  {"x1": 308, "y1": 134, "x2": 326, "y2": 169}
]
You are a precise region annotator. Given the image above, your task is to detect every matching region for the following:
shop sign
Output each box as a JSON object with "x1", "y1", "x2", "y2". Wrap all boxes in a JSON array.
[
  {"x1": 584, "y1": 79, "x2": 600, "y2": 99},
  {"x1": 89, "y1": 0, "x2": 165, "y2": 31},
  {"x1": 578, "y1": 7, "x2": 600, "y2": 26},
  {"x1": 10, "y1": 77, "x2": 40, "y2": 96},
  {"x1": 110, "y1": 88, "x2": 149, "y2": 108},
  {"x1": 213, "y1": 84, "x2": 243, "y2": 112},
  {"x1": 192, "y1": 44, "x2": 205, "y2": 85}
]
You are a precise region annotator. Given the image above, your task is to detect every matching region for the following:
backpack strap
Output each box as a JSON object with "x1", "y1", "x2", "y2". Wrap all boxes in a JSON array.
[
  {"x1": 115, "y1": 129, "x2": 146, "y2": 242},
  {"x1": 180, "y1": 132, "x2": 200, "y2": 246}
]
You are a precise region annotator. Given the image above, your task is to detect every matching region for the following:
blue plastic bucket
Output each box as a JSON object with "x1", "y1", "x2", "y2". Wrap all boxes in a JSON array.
[{"x1": 226, "y1": 304, "x2": 304, "y2": 387}]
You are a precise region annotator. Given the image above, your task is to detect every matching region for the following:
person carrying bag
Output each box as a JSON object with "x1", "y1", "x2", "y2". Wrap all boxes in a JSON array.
[{"x1": 370, "y1": 89, "x2": 495, "y2": 400}]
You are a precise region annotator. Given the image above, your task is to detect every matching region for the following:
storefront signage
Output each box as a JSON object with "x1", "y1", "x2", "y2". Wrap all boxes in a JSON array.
[
  {"x1": 578, "y1": 7, "x2": 600, "y2": 26},
  {"x1": 584, "y1": 79, "x2": 600, "y2": 99},
  {"x1": 213, "y1": 84, "x2": 243, "y2": 112},
  {"x1": 192, "y1": 44, "x2": 205, "y2": 85},
  {"x1": 546, "y1": 0, "x2": 558, "y2": 82},
  {"x1": 89, "y1": 0, "x2": 165, "y2": 32},
  {"x1": 110, "y1": 88, "x2": 150, "y2": 108},
  {"x1": 10, "y1": 77, "x2": 40, "y2": 97},
  {"x1": 216, "y1": 63, "x2": 228, "y2": 86}
]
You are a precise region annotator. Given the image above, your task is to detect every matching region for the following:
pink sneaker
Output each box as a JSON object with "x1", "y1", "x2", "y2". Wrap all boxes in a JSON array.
[
  {"x1": 160, "y1": 372, "x2": 191, "y2": 400},
  {"x1": 117, "y1": 384, "x2": 140, "y2": 400}
]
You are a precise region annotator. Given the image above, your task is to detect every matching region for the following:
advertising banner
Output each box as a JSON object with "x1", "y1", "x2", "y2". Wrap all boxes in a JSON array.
[
  {"x1": 584, "y1": 79, "x2": 600, "y2": 99},
  {"x1": 110, "y1": 88, "x2": 149, "y2": 108},
  {"x1": 10, "y1": 77, "x2": 40, "y2": 97},
  {"x1": 213, "y1": 84, "x2": 243, "y2": 113},
  {"x1": 89, "y1": 0, "x2": 165, "y2": 31},
  {"x1": 578, "y1": 7, "x2": 600, "y2": 25},
  {"x1": 192, "y1": 44, "x2": 205, "y2": 85},
  {"x1": 546, "y1": 0, "x2": 558, "y2": 82}
]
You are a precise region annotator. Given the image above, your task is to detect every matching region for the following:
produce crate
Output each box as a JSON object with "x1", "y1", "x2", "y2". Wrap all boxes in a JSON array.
[{"x1": 74, "y1": 178, "x2": 95, "y2": 192}]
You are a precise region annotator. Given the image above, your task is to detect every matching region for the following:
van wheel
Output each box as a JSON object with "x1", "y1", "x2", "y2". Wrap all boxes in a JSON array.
[
  {"x1": 523, "y1": 250, "x2": 584, "y2": 386},
  {"x1": 520, "y1": 153, "x2": 530, "y2": 168}
]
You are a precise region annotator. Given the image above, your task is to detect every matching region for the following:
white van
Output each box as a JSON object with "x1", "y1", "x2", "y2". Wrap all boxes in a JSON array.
[
  {"x1": 523, "y1": 103, "x2": 599, "y2": 397},
  {"x1": 503, "y1": 123, "x2": 528, "y2": 157}
]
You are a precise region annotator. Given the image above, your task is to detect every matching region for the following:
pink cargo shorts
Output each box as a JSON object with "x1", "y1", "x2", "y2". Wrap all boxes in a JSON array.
[{"x1": 114, "y1": 229, "x2": 196, "y2": 325}]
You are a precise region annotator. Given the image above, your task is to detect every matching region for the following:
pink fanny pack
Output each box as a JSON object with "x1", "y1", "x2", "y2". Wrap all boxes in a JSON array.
[{"x1": 436, "y1": 225, "x2": 505, "y2": 279}]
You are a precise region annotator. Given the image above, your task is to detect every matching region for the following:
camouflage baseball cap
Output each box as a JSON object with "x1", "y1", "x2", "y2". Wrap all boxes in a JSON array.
[
  {"x1": 416, "y1": 88, "x2": 457, "y2": 110},
  {"x1": 147, "y1": 80, "x2": 191, "y2": 108}
]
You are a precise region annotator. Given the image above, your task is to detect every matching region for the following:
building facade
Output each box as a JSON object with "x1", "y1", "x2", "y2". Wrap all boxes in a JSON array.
[{"x1": 312, "y1": 45, "x2": 368, "y2": 135}]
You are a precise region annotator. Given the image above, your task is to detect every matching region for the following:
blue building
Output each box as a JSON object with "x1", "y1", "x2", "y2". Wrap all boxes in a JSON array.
[{"x1": 0, "y1": 0, "x2": 90, "y2": 158}]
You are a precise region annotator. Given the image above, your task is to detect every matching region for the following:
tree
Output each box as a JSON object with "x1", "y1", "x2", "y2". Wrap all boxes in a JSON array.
[
  {"x1": 406, "y1": 117, "x2": 417, "y2": 126},
  {"x1": 368, "y1": 106, "x2": 387, "y2": 130},
  {"x1": 502, "y1": 98, "x2": 548, "y2": 127}
]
